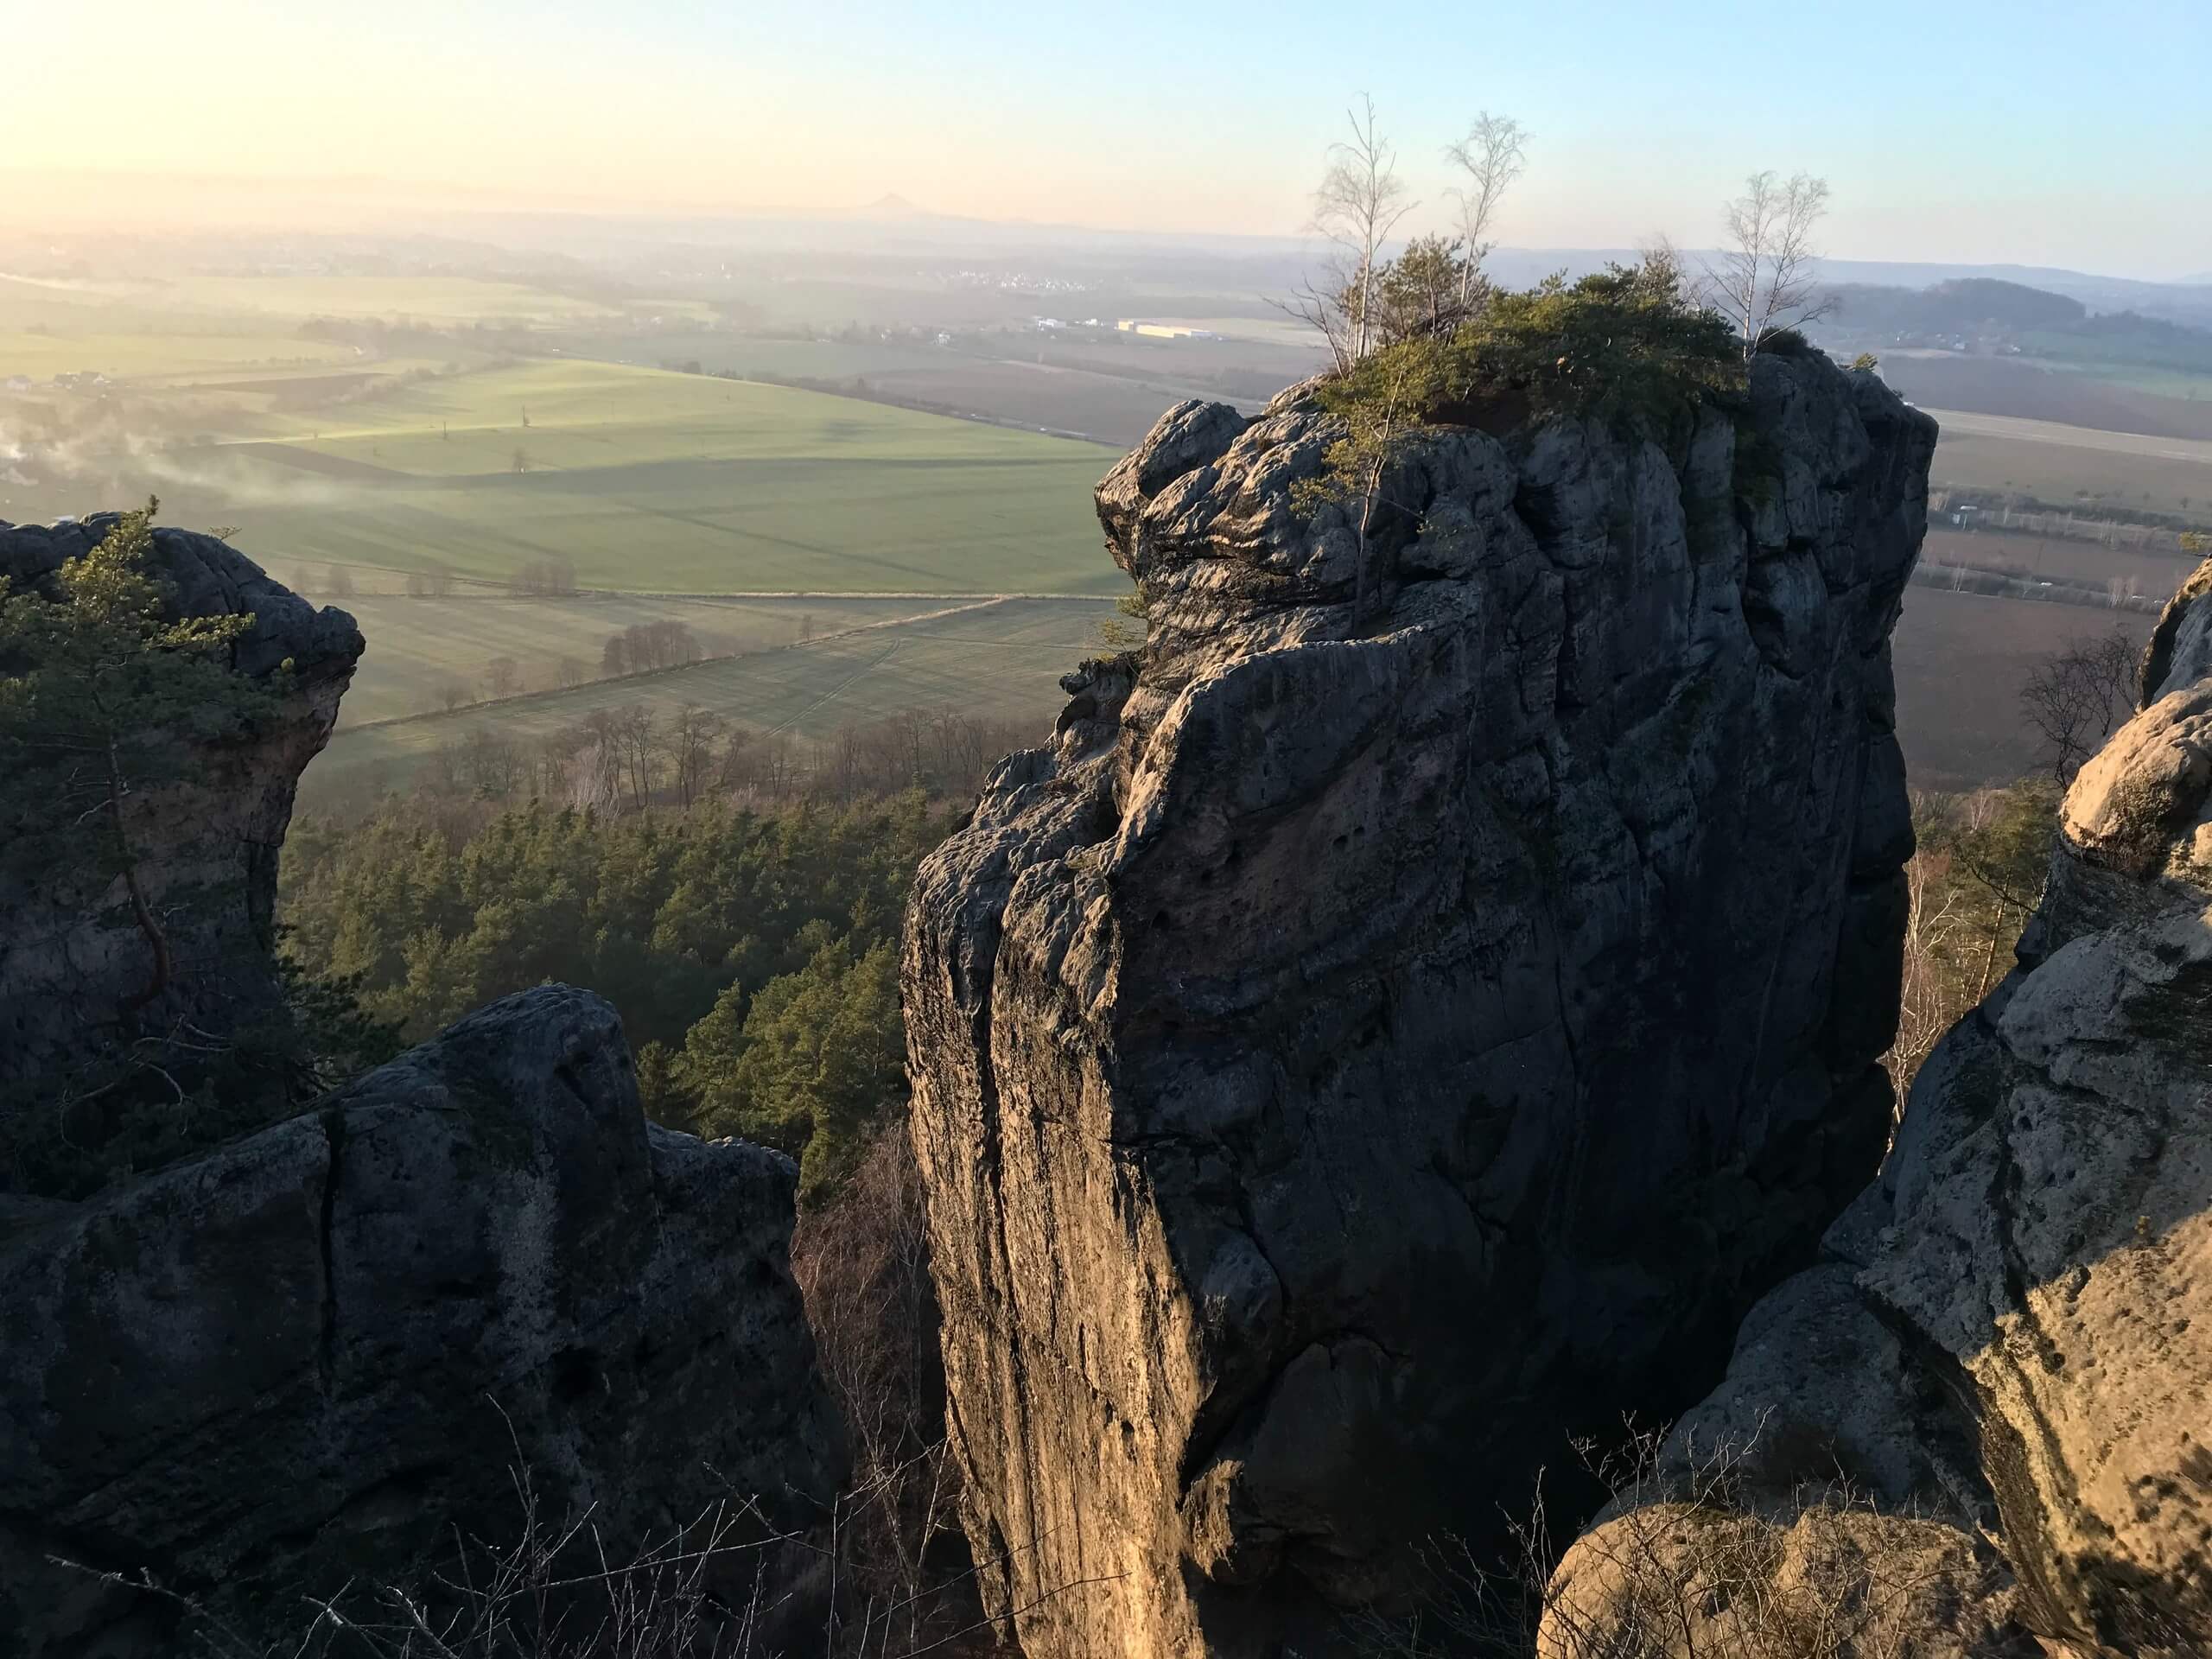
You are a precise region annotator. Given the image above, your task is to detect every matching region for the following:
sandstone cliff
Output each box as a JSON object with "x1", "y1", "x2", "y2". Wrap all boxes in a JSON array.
[
  {"x1": 0, "y1": 536, "x2": 845, "y2": 1657},
  {"x1": 903, "y1": 353, "x2": 1937, "y2": 1659},
  {"x1": 1558, "y1": 560, "x2": 2212, "y2": 1657},
  {"x1": 1, "y1": 985, "x2": 844, "y2": 1658},
  {"x1": 0, "y1": 516, "x2": 363, "y2": 1098}
]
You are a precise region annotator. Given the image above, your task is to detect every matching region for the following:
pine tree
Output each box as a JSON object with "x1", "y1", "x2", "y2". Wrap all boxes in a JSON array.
[{"x1": 0, "y1": 499, "x2": 281, "y2": 1020}]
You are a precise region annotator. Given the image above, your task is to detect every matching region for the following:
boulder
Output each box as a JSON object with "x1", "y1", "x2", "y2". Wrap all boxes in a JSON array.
[
  {"x1": 903, "y1": 354, "x2": 1936, "y2": 1659},
  {"x1": 1543, "y1": 1502, "x2": 2033, "y2": 1659},
  {"x1": 0, "y1": 986, "x2": 844, "y2": 1658},
  {"x1": 0, "y1": 516, "x2": 363, "y2": 1099},
  {"x1": 1586, "y1": 557, "x2": 2212, "y2": 1657}
]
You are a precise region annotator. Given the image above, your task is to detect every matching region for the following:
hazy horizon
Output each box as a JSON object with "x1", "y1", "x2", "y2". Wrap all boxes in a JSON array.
[{"x1": 12, "y1": 0, "x2": 2210, "y2": 281}]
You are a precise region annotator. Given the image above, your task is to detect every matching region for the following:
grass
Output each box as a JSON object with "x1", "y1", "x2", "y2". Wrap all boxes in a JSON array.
[
  {"x1": 327, "y1": 594, "x2": 956, "y2": 723},
  {"x1": 0, "y1": 328, "x2": 363, "y2": 379},
  {"x1": 3, "y1": 358, "x2": 1123, "y2": 595},
  {"x1": 303, "y1": 595, "x2": 1111, "y2": 801}
]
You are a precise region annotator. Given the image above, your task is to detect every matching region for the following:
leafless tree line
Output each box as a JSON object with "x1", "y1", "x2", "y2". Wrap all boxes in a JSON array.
[
  {"x1": 1912, "y1": 559, "x2": 2161, "y2": 614},
  {"x1": 789, "y1": 1126, "x2": 974, "y2": 1659},
  {"x1": 1277, "y1": 96, "x2": 1835, "y2": 368},
  {"x1": 416, "y1": 703, "x2": 1033, "y2": 815},
  {"x1": 1929, "y1": 493, "x2": 2211, "y2": 556},
  {"x1": 416, "y1": 626, "x2": 719, "y2": 716},
  {"x1": 510, "y1": 559, "x2": 580, "y2": 597},
  {"x1": 603, "y1": 621, "x2": 703, "y2": 678},
  {"x1": 1278, "y1": 98, "x2": 1529, "y2": 370}
]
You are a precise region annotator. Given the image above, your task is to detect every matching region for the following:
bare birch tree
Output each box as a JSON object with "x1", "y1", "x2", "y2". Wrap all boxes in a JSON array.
[
  {"x1": 1279, "y1": 96, "x2": 1417, "y2": 369},
  {"x1": 2019, "y1": 626, "x2": 2139, "y2": 786},
  {"x1": 1707, "y1": 170, "x2": 1834, "y2": 358},
  {"x1": 1442, "y1": 111, "x2": 1529, "y2": 307}
]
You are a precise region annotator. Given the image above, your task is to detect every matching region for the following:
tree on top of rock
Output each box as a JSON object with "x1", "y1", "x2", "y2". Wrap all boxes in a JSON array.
[{"x1": 0, "y1": 499, "x2": 279, "y2": 1022}]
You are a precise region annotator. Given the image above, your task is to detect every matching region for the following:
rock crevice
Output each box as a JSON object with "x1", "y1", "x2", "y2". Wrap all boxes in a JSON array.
[{"x1": 1573, "y1": 557, "x2": 2212, "y2": 1657}]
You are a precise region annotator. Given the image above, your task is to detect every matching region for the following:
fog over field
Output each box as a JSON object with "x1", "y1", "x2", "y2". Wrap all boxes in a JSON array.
[{"x1": 8, "y1": 46, "x2": 2212, "y2": 798}]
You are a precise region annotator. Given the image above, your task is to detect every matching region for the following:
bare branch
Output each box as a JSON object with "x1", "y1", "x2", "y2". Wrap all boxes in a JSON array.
[
  {"x1": 1442, "y1": 111, "x2": 1529, "y2": 306},
  {"x1": 1306, "y1": 95, "x2": 1418, "y2": 365},
  {"x1": 1706, "y1": 169, "x2": 1834, "y2": 357}
]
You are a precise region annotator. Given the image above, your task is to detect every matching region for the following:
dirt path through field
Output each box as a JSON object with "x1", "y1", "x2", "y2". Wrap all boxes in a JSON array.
[{"x1": 1925, "y1": 409, "x2": 2212, "y2": 467}]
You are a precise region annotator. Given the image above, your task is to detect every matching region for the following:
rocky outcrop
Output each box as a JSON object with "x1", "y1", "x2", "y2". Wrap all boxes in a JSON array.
[
  {"x1": 903, "y1": 353, "x2": 1937, "y2": 1659},
  {"x1": 1542, "y1": 1502, "x2": 2031, "y2": 1659},
  {"x1": 0, "y1": 516, "x2": 363, "y2": 1096},
  {"x1": 1565, "y1": 559, "x2": 2212, "y2": 1657},
  {"x1": 0, "y1": 985, "x2": 844, "y2": 1659}
]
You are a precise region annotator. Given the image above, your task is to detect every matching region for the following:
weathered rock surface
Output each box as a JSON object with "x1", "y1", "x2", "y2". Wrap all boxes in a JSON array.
[
  {"x1": 0, "y1": 516, "x2": 363, "y2": 1096},
  {"x1": 0, "y1": 985, "x2": 844, "y2": 1658},
  {"x1": 904, "y1": 353, "x2": 1937, "y2": 1659},
  {"x1": 1543, "y1": 1502, "x2": 2032, "y2": 1659},
  {"x1": 1584, "y1": 559, "x2": 2212, "y2": 1657}
]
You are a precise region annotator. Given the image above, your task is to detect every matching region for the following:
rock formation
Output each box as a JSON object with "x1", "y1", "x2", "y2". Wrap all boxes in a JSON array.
[
  {"x1": 1, "y1": 985, "x2": 844, "y2": 1658},
  {"x1": 0, "y1": 516, "x2": 363, "y2": 1096},
  {"x1": 903, "y1": 353, "x2": 1937, "y2": 1659},
  {"x1": 0, "y1": 536, "x2": 844, "y2": 1656},
  {"x1": 1555, "y1": 560, "x2": 2212, "y2": 1657}
]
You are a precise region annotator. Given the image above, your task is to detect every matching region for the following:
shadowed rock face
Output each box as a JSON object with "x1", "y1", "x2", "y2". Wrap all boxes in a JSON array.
[
  {"x1": 903, "y1": 353, "x2": 1937, "y2": 1659},
  {"x1": 0, "y1": 516, "x2": 364, "y2": 1094},
  {"x1": 0, "y1": 986, "x2": 844, "y2": 1659},
  {"x1": 1592, "y1": 556, "x2": 2212, "y2": 1659},
  {"x1": 0, "y1": 542, "x2": 842, "y2": 1656}
]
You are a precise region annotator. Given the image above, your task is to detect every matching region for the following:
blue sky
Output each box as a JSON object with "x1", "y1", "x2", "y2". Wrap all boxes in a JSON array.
[{"x1": 15, "y1": 0, "x2": 2211, "y2": 276}]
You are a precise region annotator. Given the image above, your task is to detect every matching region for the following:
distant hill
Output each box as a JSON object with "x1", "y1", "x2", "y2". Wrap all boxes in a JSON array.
[
  {"x1": 1821, "y1": 277, "x2": 2088, "y2": 337},
  {"x1": 1811, "y1": 273, "x2": 2212, "y2": 372}
]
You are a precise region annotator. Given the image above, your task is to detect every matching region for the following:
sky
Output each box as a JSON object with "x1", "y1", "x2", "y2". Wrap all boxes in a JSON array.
[{"x1": 9, "y1": 0, "x2": 2211, "y2": 279}]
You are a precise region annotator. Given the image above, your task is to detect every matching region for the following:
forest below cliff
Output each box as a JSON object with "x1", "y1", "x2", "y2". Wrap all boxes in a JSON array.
[
  {"x1": 279, "y1": 790, "x2": 949, "y2": 1196},
  {"x1": 269, "y1": 755, "x2": 2061, "y2": 1208}
]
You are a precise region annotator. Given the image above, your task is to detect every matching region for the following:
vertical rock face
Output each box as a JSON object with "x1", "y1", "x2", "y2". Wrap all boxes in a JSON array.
[
  {"x1": 903, "y1": 354, "x2": 1937, "y2": 1659},
  {"x1": 0, "y1": 516, "x2": 363, "y2": 1095},
  {"x1": 1595, "y1": 565, "x2": 2212, "y2": 1658},
  {"x1": 1, "y1": 986, "x2": 844, "y2": 1658}
]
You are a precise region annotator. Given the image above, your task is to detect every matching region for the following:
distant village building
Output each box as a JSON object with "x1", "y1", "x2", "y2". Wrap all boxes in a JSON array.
[{"x1": 1114, "y1": 320, "x2": 1223, "y2": 340}]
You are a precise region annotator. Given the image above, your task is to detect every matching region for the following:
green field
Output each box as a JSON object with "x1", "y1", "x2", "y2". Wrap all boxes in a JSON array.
[
  {"x1": 3, "y1": 358, "x2": 1123, "y2": 594},
  {"x1": 306, "y1": 595, "x2": 1112, "y2": 800},
  {"x1": 327, "y1": 594, "x2": 958, "y2": 722},
  {"x1": 3, "y1": 272, "x2": 641, "y2": 327}
]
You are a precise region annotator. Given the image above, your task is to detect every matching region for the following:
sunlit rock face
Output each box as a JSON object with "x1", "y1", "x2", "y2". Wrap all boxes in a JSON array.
[
  {"x1": 1593, "y1": 555, "x2": 2212, "y2": 1659},
  {"x1": 904, "y1": 353, "x2": 1936, "y2": 1659}
]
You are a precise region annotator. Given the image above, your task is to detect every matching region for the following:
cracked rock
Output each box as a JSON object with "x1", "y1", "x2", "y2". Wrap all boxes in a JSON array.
[
  {"x1": 903, "y1": 354, "x2": 1936, "y2": 1659},
  {"x1": 0, "y1": 987, "x2": 843, "y2": 1658}
]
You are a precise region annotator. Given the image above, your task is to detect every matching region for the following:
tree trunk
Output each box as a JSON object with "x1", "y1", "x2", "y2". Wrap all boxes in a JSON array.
[
  {"x1": 1974, "y1": 898, "x2": 2006, "y2": 1001},
  {"x1": 105, "y1": 741, "x2": 171, "y2": 1015}
]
